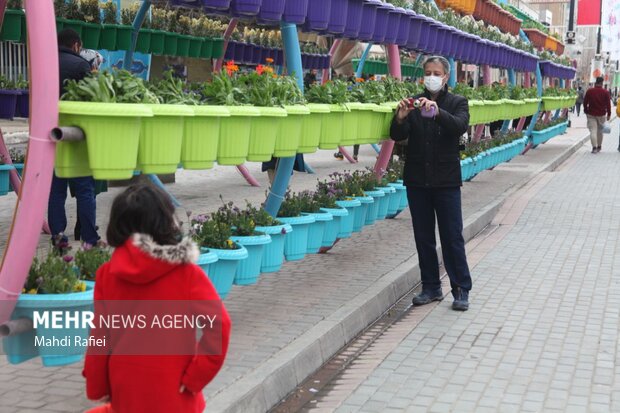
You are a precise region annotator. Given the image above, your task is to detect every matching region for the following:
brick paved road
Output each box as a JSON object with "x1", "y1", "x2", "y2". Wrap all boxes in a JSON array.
[{"x1": 329, "y1": 119, "x2": 620, "y2": 413}]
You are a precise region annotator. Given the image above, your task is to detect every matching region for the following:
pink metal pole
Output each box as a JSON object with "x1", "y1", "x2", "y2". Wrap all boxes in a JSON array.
[
  {"x1": 373, "y1": 45, "x2": 400, "y2": 179},
  {"x1": 516, "y1": 117, "x2": 527, "y2": 132},
  {"x1": 482, "y1": 65, "x2": 492, "y2": 86},
  {"x1": 236, "y1": 164, "x2": 260, "y2": 187},
  {"x1": 213, "y1": 19, "x2": 238, "y2": 73},
  {"x1": 524, "y1": 72, "x2": 531, "y2": 88},
  {"x1": 0, "y1": 0, "x2": 59, "y2": 323}
]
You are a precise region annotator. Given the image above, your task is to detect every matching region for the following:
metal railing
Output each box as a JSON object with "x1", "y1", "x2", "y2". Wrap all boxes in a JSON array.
[{"x1": 0, "y1": 41, "x2": 28, "y2": 81}]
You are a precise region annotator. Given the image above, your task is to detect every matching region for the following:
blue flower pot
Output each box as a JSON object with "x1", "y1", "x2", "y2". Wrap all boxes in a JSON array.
[
  {"x1": 303, "y1": 211, "x2": 333, "y2": 253},
  {"x1": 231, "y1": 233, "x2": 272, "y2": 285},
  {"x1": 376, "y1": 186, "x2": 395, "y2": 220},
  {"x1": 353, "y1": 196, "x2": 373, "y2": 232},
  {"x1": 0, "y1": 164, "x2": 14, "y2": 195},
  {"x1": 199, "y1": 246, "x2": 248, "y2": 299},
  {"x1": 363, "y1": 189, "x2": 385, "y2": 225},
  {"x1": 335, "y1": 199, "x2": 361, "y2": 238},
  {"x1": 255, "y1": 223, "x2": 291, "y2": 273},
  {"x1": 386, "y1": 183, "x2": 404, "y2": 215},
  {"x1": 319, "y1": 207, "x2": 348, "y2": 247},
  {"x1": 278, "y1": 215, "x2": 316, "y2": 261},
  {"x1": 4, "y1": 285, "x2": 94, "y2": 367}
]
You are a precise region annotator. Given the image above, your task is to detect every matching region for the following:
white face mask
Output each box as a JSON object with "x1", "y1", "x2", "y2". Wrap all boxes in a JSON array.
[{"x1": 424, "y1": 75, "x2": 444, "y2": 93}]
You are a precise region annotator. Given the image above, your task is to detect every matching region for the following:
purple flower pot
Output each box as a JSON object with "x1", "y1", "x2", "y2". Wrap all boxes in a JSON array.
[
  {"x1": 383, "y1": 6, "x2": 402, "y2": 44},
  {"x1": 406, "y1": 14, "x2": 424, "y2": 51},
  {"x1": 202, "y1": 0, "x2": 232, "y2": 9},
  {"x1": 276, "y1": 49, "x2": 284, "y2": 66},
  {"x1": 490, "y1": 42, "x2": 501, "y2": 67},
  {"x1": 424, "y1": 21, "x2": 441, "y2": 54},
  {"x1": 171, "y1": 0, "x2": 202, "y2": 7},
  {"x1": 358, "y1": 0, "x2": 380, "y2": 41},
  {"x1": 230, "y1": 0, "x2": 262, "y2": 16},
  {"x1": 396, "y1": 9, "x2": 413, "y2": 46},
  {"x1": 327, "y1": 0, "x2": 349, "y2": 35},
  {"x1": 258, "y1": 0, "x2": 285, "y2": 22},
  {"x1": 344, "y1": 0, "x2": 365, "y2": 39},
  {"x1": 225, "y1": 41, "x2": 236, "y2": 60},
  {"x1": 243, "y1": 43, "x2": 255, "y2": 63},
  {"x1": 322, "y1": 55, "x2": 331, "y2": 69},
  {"x1": 371, "y1": 2, "x2": 392, "y2": 44},
  {"x1": 443, "y1": 28, "x2": 456, "y2": 58},
  {"x1": 283, "y1": 0, "x2": 308, "y2": 24},
  {"x1": 0, "y1": 90, "x2": 19, "y2": 120},
  {"x1": 16, "y1": 90, "x2": 28, "y2": 118},
  {"x1": 301, "y1": 53, "x2": 309, "y2": 68},
  {"x1": 303, "y1": 0, "x2": 331, "y2": 32}
]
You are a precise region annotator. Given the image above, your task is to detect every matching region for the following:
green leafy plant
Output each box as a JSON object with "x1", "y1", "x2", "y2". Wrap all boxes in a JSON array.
[
  {"x1": 24, "y1": 253, "x2": 86, "y2": 294},
  {"x1": 190, "y1": 214, "x2": 237, "y2": 250},
  {"x1": 0, "y1": 76, "x2": 17, "y2": 90},
  {"x1": 120, "y1": 3, "x2": 141, "y2": 26},
  {"x1": 64, "y1": 0, "x2": 84, "y2": 20},
  {"x1": 7, "y1": 0, "x2": 22, "y2": 9},
  {"x1": 15, "y1": 75, "x2": 27, "y2": 90},
  {"x1": 74, "y1": 246, "x2": 112, "y2": 280},
  {"x1": 452, "y1": 83, "x2": 481, "y2": 100},
  {"x1": 150, "y1": 71, "x2": 200, "y2": 105},
  {"x1": 277, "y1": 191, "x2": 303, "y2": 218},
  {"x1": 534, "y1": 116, "x2": 568, "y2": 131},
  {"x1": 63, "y1": 70, "x2": 159, "y2": 104},
  {"x1": 101, "y1": 1, "x2": 118, "y2": 25},
  {"x1": 201, "y1": 71, "x2": 246, "y2": 106},
  {"x1": 297, "y1": 190, "x2": 322, "y2": 213},
  {"x1": 80, "y1": 0, "x2": 101, "y2": 24},
  {"x1": 54, "y1": 0, "x2": 66, "y2": 15},
  {"x1": 242, "y1": 202, "x2": 282, "y2": 227},
  {"x1": 211, "y1": 197, "x2": 259, "y2": 237},
  {"x1": 305, "y1": 80, "x2": 349, "y2": 105},
  {"x1": 9, "y1": 147, "x2": 25, "y2": 163},
  {"x1": 150, "y1": 7, "x2": 167, "y2": 30}
]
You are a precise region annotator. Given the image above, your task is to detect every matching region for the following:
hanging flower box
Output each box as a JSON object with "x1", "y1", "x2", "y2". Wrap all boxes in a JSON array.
[
  {"x1": 231, "y1": 0, "x2": 263, "y2": 16},
  {"x1": 164, "y1": 32, "x2": 180, "y2": 56},
  {"x1": 136, "y1": 29, "x2": 152, "y2": 54},
  {"x1": 303, "y1": 0, "x2": 331, "y2": 32},
  {"x1": 532, "y1": 121, "x2": 568, "y2": 145},
  {"x1": 0, "y1": 89, "x2": 19, "y2": 120},
  {"x1": 188, "y1": 36, "x2": 204, "y2": 58},
  {"x1": 274, "y1": 105, "x2": 310, "y2": 157},
  {"x1": 319, "y1": 104, "x2": 348, "y2": 149},
  {"x1": 182, "y1": 105, "x2": 230, "y2": 170},
  {"x1": 203, "y1": 0, "x2": 232, "y2": 9},
  {"x1": 344, "y1": 0, "x2": 365, "y2": 39},
  {"x1": 176, "y1": 34, "x2": 192, "y2": 57},
  {"x1": 149, "y1": 29, "x2": 166, "y2": 55},
  {"x1": 247, "y1": 106, "x2": 287, "y2": 162},
  {"x1": 298, "y1": 103, "x2": 329, "y2": 154},
  {"x1": 81, "y1": 22, "x2": 102, "y2": 50},
  {"x1": 283, "y1": 0, "x2": 309, "y2": 24},
  {"x1": 99, "y1": 24, "x2": 117, "y2": 50},
  {"x1": 56, "y1": 101, "x2": 152, "y2": 180},
  {"x1": 0, "y1": 8, "x2": 24, "y2": 42},
  {"x1": 258, "y1": 0, "x2": 286, "y2": 22},
  {"x1": 363, "y1": 190, "x2": 384, "y2": 225},
  {"x1": 341, "y1": 102, "x2": 363, "y2": 146},
  {"x1": 327, "y1": 0, "x2": 348, "y2": 35},
  {"x1": 217, "y1": 106, "x2": 261, "y2": 165},
  {"x1": 212, "y1": 37, "x2": 225, "y2": 59},
  {"x1": 522, "y1": 28, "x2": 547, "y2": 50},
  {"x1": 201, "y1": 38, "x2": 214, "y2": 59}
]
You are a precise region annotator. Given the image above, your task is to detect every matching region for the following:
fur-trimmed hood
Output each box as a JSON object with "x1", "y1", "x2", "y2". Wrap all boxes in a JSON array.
[{"x1": 108, "y1": 234, "x2": 200, "y2": 285}]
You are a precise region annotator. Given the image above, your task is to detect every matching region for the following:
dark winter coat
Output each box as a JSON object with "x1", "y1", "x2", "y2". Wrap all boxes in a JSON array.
[
  {"x1": 390, "y1": 87, "x2": 470, "y2": 188},
  {"x1": 59, "y1": 46, "x2": 91, "y2": 97},
  {"x1": 83, "y1": 234, "x2": 231, "y2": 413}
]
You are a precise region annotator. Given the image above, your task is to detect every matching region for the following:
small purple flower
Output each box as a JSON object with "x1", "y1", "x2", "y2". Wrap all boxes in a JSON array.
[
  {"x1": 281, "y1": 227, "x2": 287, "y2": 235},
  {"x1": 63, "y1": 255, "x2": 74, "y2": 263},
  {"x1": 186, "y1": 210, "x2": 192, "y2": 218}
]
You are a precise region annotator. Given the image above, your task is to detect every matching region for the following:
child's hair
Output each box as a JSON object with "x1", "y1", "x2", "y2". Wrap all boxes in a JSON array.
[{"x1": 106, "y1": 181, "x2": 181, "y2": 247}]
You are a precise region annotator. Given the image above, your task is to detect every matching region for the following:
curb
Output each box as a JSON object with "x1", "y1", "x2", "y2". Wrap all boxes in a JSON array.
[{"x1": 205, "y1": 129, "x2": 590, "y2": 413}]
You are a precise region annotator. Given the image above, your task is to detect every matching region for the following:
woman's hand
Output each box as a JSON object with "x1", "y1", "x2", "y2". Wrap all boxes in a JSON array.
[
  {"x1": 395, "y1": 99, "x2": 414, "y2": 123},
  {"x1": 416, "y1": 97, "x2": 439, "y2": 115}
]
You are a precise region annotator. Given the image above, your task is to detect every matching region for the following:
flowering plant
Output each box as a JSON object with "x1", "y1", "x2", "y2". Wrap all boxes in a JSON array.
[
  {"x1": 297, "y1": 190, "x2": 322, "y2": 213},
  {"x1": 190, "y1": 214, "x2": 237, "y2": 250},
  {"x1": 211, "y1": 198, "x2": 260, "y2": 237},
  {"x1": 24, "y1": 252, "x2": 86, "y2": 294},
  {"x1": 74, "y1": 245, "x2": 112, "y2": 281},
  {"x1": 277, "y1": 191, "x2": 303, "y2": 218},
  {"x1": 242, "y1": 202, "x2": 282, "y2": 227}
]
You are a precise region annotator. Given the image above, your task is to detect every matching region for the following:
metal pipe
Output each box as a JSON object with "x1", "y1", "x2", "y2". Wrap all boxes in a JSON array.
[
  {"x1": 448, "y1": 57, "x2": 456, "y2": 88},
  {"x1": 355, "y1": 43, "x2": 373, "y2": 79},
  {"x1": 123, "y1": 0, "x2": 151, "y2": 71},
  {"x1": 0, "y1": 318, "x2": 33, "y2": 337},
  {"x1": 264, "y1": 22, "x2": 303, "y2": 217},
  {"x1": 50, "y1": 126, "x2": 85, "y2": 142}
]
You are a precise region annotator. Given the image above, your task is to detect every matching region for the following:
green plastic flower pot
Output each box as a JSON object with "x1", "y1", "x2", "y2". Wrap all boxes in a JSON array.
[
  {"x1": 115, "y1": 25, "x2": 133, "y2": 51},
  {"x1": 55, "y1": 113, "x2": 92, "y2": 179},
  {"x1": 298, "y1": 104, "x2": 329, "y2": 154},
  {"x1": 247, "y1": 106, "x2": 287, "y2": 162},
  {"x1": 18, "y1": 12, "x2": 26, "y2": 43},
  {"x1": 255, "y1": 223, "x2": 292, "y2": 273},
  {"x1": 232, "y1": 232, "x2": 272, "y2": 286},
  {"x1": 218, "y1": 106, "x2": 261, "y2": 165},
  {"x1": 57, "y1": 101, "x2": 152, "y2": 180},
  {"x1": 63, "y1": 19, "x2": 84, "y2": 37},
  {"x1": 164, "y1": 32, "x2": 179, "y2": 56},
  {"x1": 211, "y1": 37, "x2": 225, "y2": 59},
  {"x1": 380, "y1": 102, "x2": 398, "y2": 139},
  {"x1": 182, "y1": 105, "x2": 230, "y2": 170},
  {"x1": 56, "y1": 17, "x2": 67, "y2": 32},
  {"x1": 149, "y1": 30, "x2": 165, "y2": 55},
  {"x1": 274, "y1": 105, "x2": 310, "y2": 157},
  {"x1": 138, "y1": 104, "x2": 194, "y2": 174},
  {"x1": 81, "y1": 22, "x2": 102, "y2": 50},
  {"x1": 176, "y1": 34, "x2": 192, "y2": 57},
  {"x1": 468, "y1": 100, "x2": 483, "y2": 125},
  {"x1": 200, "y1": 38, "x2": 214, "y2": 59},
  {"x1": 188, "y1": 36, "x2": 203, "y2": 58},
  {"x1": 99, "y1": 24, "x2": 117, "y2": 50},
  {"x1": 0, "y1": 9, "x2": 24, "y2": 42},
  {"x1": 303, "y1": 211, "x2": 333, "y2": 253},
  {"x1": 135, "y1": 29, "x2": 152, "y2": 54},
  {"x1": 355, "y1": 103, "x2": 379, "y2": 144},
  {"x1": 483, "y1": 100, "x2": 501, "y2": 123},
  {"x1": 319, "y1": 104, "x2": 347, "y2": 149},
  {"x1": 340, "y1": 102, "x2": 364, "y2": 146},
  {"x1": 372, "y1": 104, "x2": 393, "y2": 142}
]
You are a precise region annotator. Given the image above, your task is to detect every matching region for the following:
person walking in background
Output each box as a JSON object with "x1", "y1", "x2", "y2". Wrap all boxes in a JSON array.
[
  {"x1": 390, "y1": 56, "x2": 473, "y2": 311},
  {"x1": 584, "y1": 76, "x2": 612, "y2": 153},
  {"x1": 83, "y1": 182, "x2": 231, "y2": 413},
  {"x1": 49, "y1": 29, "x2": 100, "y2": 249},
  {"x1": 575, "y1": 86, "x2": 585, "y2": 116}
]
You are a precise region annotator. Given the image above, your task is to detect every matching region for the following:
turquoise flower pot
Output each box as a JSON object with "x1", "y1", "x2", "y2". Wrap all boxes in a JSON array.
[
  {"x1": 386, "y1": 183, "x2": 404, "y2": 215},
  {"x1": 9, "y1": 163, "x2": 23, "y2": 192},
  {"x1": 353, "y1": 196, "x2": 373, "y2": 232},
  {"x1": 320, "y1": 207, "x2": 348, "y2": 247},
  {"x1": 279, "y1": 215, "x2": 316, "y2": 261},
  {"x1": 231, "y1": 233, "x2": 272, "y2": 285},
  {"x1": 334, "y1": 199, "x2": 361, "y2": 238},
  {"x1": 303, "y1": 211, "x2": 333, "y2": 253},
  {"x1": 376, "y1": 186, "x2": 396, "y2": 220},
  {"x1": 0, "y1": 164, "x2": 14, "y2": 195},
  {"x1": 255, "y1": 223, "x2": 292, "y2": 273},
  {"x1": 363, "y1": 190, "x2": 385, "y2": 225},
  {"x1": 4, "y1": 285, "x2": 94, "y2": 367},
  {"x1": 199, "y1": 246, "x2": 248, "y2": 299}
]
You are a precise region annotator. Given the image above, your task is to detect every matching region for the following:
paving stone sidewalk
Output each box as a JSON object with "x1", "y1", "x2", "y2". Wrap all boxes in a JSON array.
[
  {"x1": 333, "y1": 118, "x2": 620, "y2": 413},
  {"x1": 0, "y1": 113, "x2": 591, "y2": 412}
]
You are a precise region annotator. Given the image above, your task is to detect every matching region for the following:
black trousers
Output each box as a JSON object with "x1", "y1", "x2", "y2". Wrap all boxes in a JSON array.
[{"x1": 407, "y1": 186, "x2": 472, "y2": 294}]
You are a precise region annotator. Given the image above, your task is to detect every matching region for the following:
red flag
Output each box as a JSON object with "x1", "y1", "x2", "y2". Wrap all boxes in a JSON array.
[{"x1": 577, "y1": 0, "x2": 602, "y2": 26}]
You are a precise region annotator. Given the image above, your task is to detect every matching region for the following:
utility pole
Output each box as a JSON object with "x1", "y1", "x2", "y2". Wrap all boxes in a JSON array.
[{"x1": 596, "y1": 0, "x2": 603, "y2": 54}]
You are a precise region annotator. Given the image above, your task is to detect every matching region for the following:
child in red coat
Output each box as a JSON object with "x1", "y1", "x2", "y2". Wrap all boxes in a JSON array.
[{"x1": 83, "y1": 182, "x2": 231, "y2": 413}]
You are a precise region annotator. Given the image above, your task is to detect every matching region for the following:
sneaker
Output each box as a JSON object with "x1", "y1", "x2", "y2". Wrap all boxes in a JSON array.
[
  {"x1": 592, "y1": 148, "x2": 598, "y2": 154},
  {"x1": 597, "y1": 146, "x2": 602, "y2": 153},
  {"x1": 452, "y1": 288, "x2": 469, "y2": 311},
  {"x1": 353, "y1": 155, "x2": 358, "y2": 161},
  {"x1": 412, "y1": 289, "x2": 443, "y2": 306},
  {"x1": 333, "y1": 152, "x2": 344, "y2": 160}
]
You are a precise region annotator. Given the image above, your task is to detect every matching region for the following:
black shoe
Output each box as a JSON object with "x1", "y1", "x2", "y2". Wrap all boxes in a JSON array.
[
  {"x1": 333, "y1": 152, "x2": 343, "y2": 160},
  {"x1": 353, "y1": 155, "x2": 358, "y2": 161},
  {"x1": 592, "y1": 148, "x2": 598, "y2": 154},
  {"x1": 412, "y1": 289, "x2": 443, "y2": 306},
  {"x1": 452, "y1": 288, "x2": 469, "y2": 311}
]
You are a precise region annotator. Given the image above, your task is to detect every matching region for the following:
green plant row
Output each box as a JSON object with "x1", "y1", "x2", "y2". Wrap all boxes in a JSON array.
[{"x1": 351, "y1": 60, "x2": 423, "y2": 78}]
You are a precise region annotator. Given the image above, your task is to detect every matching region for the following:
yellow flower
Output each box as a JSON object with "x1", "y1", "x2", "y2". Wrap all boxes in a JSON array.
[
  {"x1": 226, "y1": 240, "x2": 233, "y2": 247},
  {"x1": 21, "y1": 288, "x2": 26, "y2": 293},
  {"x1": 27, "y1": 288, "x2": 37, "y2": 294}
]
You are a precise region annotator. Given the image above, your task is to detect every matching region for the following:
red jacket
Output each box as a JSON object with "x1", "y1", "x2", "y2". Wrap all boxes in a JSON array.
[
  {"x1": 83, "y1": 234, "x2": 231, "y2": 413},
  {"x1": 583, "y1": 86, "x2": 612, "y2": 117}
]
